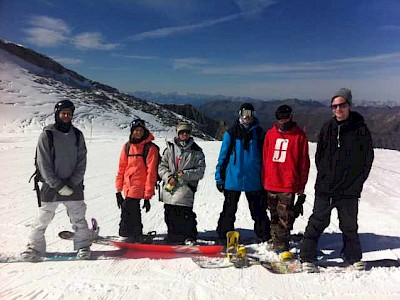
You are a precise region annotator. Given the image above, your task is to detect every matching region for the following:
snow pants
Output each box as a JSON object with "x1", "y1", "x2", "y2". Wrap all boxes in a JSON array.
[
  {"x1": 28, "y1": 200, "x2": 92, "y2": 252},
  {"x1": 216, "y1": 190, "x2": 271, "y2": 241},
  {"x1": 164, "y1": 203, "x2": 198, "y2": 243},
  {"x1": 300, "y1": 195, "x2": 362, "y2": 263},
  {"x1": 267, "y1": 191, "x2": 295, "y2": 251},
  {"x1": 119, "y1": 198, "x2": 143, "y2": 238}
]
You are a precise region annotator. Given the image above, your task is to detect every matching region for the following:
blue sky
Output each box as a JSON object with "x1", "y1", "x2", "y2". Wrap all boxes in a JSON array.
[{"x1": 1, "y1": 0, "x2": 400, "y2": 102}]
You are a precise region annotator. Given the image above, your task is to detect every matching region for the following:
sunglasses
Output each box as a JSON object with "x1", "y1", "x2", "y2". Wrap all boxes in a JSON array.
[
  {"x1": 178, "y1": 130, "x2": 191, "y2": 135},
  {"x1": 130, "y1": 119, "x2": 146, "y2": 128},
  {"x1": 331, "y1": 102, "x2": 348, "y2": 110}
]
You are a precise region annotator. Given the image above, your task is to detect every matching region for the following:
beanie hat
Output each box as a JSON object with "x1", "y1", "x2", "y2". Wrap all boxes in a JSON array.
[
  {"x1": 332, "y1": 88, "x2": 352, "y2": 105},
  {"x1": 176, "y1": 121, "x2": 192, "y2": 134},
  {"x1": 54, "y1": 100, "x2": 75, "y2": 115},
  {"x1": 275, "y1": 105, "x2": 292, "y2": 120}
]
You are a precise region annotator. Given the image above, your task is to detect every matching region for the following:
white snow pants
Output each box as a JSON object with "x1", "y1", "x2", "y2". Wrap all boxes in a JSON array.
[{"x1": 27, "y1": 201, "x2": 92, "y2": 252}]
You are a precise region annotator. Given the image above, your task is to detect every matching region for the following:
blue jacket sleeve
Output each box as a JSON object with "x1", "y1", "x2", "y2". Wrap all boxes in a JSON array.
[{"x1": 215, "y1": 131, "x2": 232, "y2": 184}]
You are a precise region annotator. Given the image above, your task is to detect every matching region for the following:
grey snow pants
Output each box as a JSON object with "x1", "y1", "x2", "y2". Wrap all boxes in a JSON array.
[{"x1": 27, "y1": 200, "x2": 92, "y2": 252}]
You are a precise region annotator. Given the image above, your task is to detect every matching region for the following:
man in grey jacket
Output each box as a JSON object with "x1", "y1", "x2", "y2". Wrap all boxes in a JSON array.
[
  {"x1": 22, "y1": 100, "x2": 92, "y2": 260},
  {"x1": 158, "y1": 121, "x2": 206, "y2": 244}
]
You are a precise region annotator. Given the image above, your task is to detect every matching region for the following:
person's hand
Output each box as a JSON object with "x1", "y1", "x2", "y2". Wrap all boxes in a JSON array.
[
  {"x1": 169, "y1": 176, "x2": 178, "y2": 186},
  {"x1": 142, "y1": 199, "x2": 151, "y2": 213},
  {"x1": 216, "y1": 183, "x2": 224, "y2": 193},
  {"x1": 116, "y1": 192, "x2": 124, "y2": 209},
  {"x1": 58, "y1": 185, "x2": 73, "y2": 196}
]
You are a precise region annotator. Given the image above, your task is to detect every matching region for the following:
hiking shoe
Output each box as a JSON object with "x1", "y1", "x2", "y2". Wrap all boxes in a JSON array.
[
  {"x1": 76, "y1": 247, "x2": 91, "y2": 259},
  {"x1": 21, "y1": 247, "x2": 41, "y2": 261},
  {"x1": 352, "y1": 261, "x2": 366, "y2": 271},
  {"x1": 301, "y1": 261, "x2": 318, "y2": 273}
]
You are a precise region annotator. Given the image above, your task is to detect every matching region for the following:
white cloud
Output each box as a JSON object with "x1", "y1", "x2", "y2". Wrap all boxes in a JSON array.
[
  {"x1": 71, "y1": 32, "x2": 120, "y2": 50},
  {"x1": 196, "y1": 52, "x2": 400, "y2": 76},
  {"x1": 129, "y1": 1, "x2": 277, "y2": 41},
  {"x1": 378, "y1": 25, "x2": 400, "y2": 31},
  {"x1": 233, "y1": 0, "x2": 277, "y2": 13},
  {"x1": 172, "y1": 57, "x2": 210, "y2": 70},
  {"x1": 24, "y1": 15, "x2": 119, "y2": 51},
  {"x1": 130, "y1": 14, "x2": 240, "y2": 41},
  {"x1": 25, "y1": 16, "x2": 70, "y2": 47},
  {"x1": 114, "y1": 54, "x2": 158, "y2": 60}
]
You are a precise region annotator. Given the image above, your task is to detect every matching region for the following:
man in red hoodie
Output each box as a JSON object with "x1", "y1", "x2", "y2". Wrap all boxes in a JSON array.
[{"x1": 262, "y1": 105, "x2": 310, "y2": 251}]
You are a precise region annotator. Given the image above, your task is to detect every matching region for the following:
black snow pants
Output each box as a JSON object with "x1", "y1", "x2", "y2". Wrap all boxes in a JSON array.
[
  {"x1": 164, "y1": 203, "x2": 198, "y2": 243},
  {"x1": 300, "y1": 195, "x2": 362, "y2": 263},
  {"x1": 216, "y1": 190, "x2": 271, "y2": 241},
  {"x1": 119, "y1": 198, "x2": 143, "y2": 238}
]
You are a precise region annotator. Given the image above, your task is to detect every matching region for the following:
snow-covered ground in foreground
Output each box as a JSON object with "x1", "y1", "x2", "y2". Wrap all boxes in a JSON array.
[{"x1": 0, "y1": 129, "x2": 399, "y2": 300}]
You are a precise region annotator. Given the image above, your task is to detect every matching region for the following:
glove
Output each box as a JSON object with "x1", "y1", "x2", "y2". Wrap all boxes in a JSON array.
[
  {"x1": 58, "y1": 185, "x2": 73, "y2": 196},
  {"x1": 216, "y1": 183, "x2": 224, "y2": 193},
  {"x1": 116, "y1": 192, "x2": 124, "y2": 209},
  {"x1": 142, "y1": 199, "x2": 151, "y2": 213},
  {"x1": 293, "y1": 194, "x2": 306, "y2": 219}
]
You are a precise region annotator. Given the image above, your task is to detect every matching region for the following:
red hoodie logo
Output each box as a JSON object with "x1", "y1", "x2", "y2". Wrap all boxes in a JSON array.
[{"x1": 273, "y1": 138, "x2": 289, "y2": 162}]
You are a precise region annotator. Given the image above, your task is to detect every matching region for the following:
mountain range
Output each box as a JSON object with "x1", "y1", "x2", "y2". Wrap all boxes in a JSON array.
[{"x1": 1, "y1": 38, "x2": 399, "y2": 150}]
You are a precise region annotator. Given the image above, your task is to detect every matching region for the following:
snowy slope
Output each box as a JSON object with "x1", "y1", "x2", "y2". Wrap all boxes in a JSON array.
[{"x1": 0, "y1": 129, "x2": 399, "y2": 299}]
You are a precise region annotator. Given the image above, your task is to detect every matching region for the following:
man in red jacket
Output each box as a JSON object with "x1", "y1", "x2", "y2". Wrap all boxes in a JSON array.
[{"x1": 262, "y1": 105, "x2": 310, "y2": 251}]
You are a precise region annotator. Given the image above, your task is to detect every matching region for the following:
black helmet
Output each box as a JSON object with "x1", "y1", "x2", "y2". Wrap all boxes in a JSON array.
[
  {"x1": 275, "y1": 105, "x2": 292, "y2": 120},
  {"x1": 54, "y1": 100, "x2": 75, "y2": 114}
]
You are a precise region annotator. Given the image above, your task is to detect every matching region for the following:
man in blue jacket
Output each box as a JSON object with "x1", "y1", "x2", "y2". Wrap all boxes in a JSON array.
[{"x1": 215, "y1": 103, "x2": 270, "y2": 244}]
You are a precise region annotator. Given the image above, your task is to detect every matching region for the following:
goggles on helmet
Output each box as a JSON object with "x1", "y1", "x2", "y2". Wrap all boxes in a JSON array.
[{"x1": 240, "y1": 109, "x2": 254, "y2": 119}]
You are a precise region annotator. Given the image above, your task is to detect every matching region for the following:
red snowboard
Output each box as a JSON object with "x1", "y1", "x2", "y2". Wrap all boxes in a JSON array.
[{"x1": 111, "y1": 241, "x2": 224, "y2": 255}]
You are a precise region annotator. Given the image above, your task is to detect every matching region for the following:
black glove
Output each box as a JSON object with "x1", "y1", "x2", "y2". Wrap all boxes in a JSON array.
[
  {"x1": 142, "y1": 199, "x2": 151, "y2": 213},
  {"x1": 116, "y1": 192, "x2": 124, "y2": 209},
  {"x1": 293, "y1": 194, "x2": 306, "y2": 219},
  {"x1": 216, "y1": 183, "x2": 224, "y2": 193}
]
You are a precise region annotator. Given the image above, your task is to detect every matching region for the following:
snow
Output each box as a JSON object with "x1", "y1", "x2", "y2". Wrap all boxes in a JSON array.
[{"x1": 1, "y1": 47, "x2": 400, "y2": 300}]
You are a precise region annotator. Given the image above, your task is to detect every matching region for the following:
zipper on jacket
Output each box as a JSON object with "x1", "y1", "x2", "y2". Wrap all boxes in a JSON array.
[{"x1": 337, "y1": 125, "x2": 342, "y2": 148}]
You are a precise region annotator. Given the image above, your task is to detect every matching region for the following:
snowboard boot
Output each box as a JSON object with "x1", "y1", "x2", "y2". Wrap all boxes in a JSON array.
[
  {"x1": 301, "y1": 261, "x2": 318, "y2": 273},
  {"x1": 76, "y1": 247, "x2": 91, "y2": 260},
  {"x1": 184, "y1": 238, "x2": 196, "y2": 246},
  {"x1": 21, "y1": 247, "x2": 41, "y2": 261},
  {"x1": 352, "y1": 261, "x2": 366, "y2": 271}
]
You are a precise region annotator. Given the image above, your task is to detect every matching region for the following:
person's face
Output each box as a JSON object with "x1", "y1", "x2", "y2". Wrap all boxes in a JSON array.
[
  {"x1": 131, "y1": 126, "x2": 145, "y2": 139},
  {"x1": 58, "y1": 108, "x2": 73, "y2": 123},
  {"x1": 178, "y1": 130, "x2": 191, "y2": 141},
  {"x1": 331, "y1": 96, "x2": 350, "y2": 121},
  {"x1": 277, "y1": 117, "x2": 291, "y2": 125}
]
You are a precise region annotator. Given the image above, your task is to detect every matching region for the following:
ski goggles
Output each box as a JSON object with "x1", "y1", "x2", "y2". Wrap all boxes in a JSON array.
[
  {"x1": 130, "y1": 118, "x2": 146, "y2": 128},
  {"x1": 239, "y1": 109, "x2": 255, "y2": 119}
]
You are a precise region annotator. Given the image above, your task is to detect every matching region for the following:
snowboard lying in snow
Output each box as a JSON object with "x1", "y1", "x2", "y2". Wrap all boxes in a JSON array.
[
  {"x1": 0, "y1": 249, "x2": 128, "y2": 264},
  {"x1": 111, "y1": 240, "x2": 224, "y2": 255}
]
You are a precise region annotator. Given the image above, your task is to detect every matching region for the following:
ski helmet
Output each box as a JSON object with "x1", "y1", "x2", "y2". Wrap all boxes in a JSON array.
[{"x1": 54, "y1": 100, "x2": 75, "y2": 115}]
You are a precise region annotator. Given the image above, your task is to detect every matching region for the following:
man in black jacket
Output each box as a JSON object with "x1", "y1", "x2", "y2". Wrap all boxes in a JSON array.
[{"x1": 300, "y1": 88, "x2": 374, "y2": 271}]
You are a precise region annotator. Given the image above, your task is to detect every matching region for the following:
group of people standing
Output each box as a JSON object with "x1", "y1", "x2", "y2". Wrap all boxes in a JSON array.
[{"x1": 22, "y1": 87, "x2": 374, "y2": 270}]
